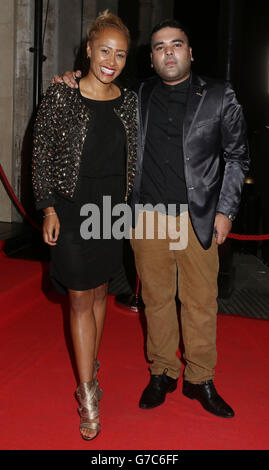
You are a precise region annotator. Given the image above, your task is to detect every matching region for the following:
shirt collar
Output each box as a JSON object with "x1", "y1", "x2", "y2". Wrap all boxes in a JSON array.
[{"x1": 161, "y1": 75, "x2": 190, "y2": 92}]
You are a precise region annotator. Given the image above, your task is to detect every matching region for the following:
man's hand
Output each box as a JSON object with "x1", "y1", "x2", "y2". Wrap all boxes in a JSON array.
[
  {"x1": 51, "y1": 70, "x2": 81, "y2": 88},
  {"x1": 214, "y1": 213, "x2": 232, "y2": 245}
]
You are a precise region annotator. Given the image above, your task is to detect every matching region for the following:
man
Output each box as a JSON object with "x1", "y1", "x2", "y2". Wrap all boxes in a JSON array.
[
  {"x1": 56, "y1": 19, "x2": 249, "y2": 418},
  {"x1": 130, "y1": 19, "x2": 249, "y2": 418}
]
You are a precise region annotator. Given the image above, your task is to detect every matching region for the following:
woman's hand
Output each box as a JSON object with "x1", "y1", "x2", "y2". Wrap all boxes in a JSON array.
[
  {"x1": 43, "y1": 209, "x2": 60, "y2": 246},
  {"x1": 51, "y1": 70, "x2": 81, "y2": 88}
]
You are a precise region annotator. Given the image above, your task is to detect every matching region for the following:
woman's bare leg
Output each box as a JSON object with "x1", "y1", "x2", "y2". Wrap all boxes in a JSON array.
[
  {"x1": 68, "y1": 283, "x2": 109, "y2": 439},
  {"x1": 93, "y1": 282, "x2": 108, "y2": 357},
  {"x1": 69, "y1": 289, "x2": 97, "y2": 439},
  {"x1": 69, "y1": 289, "x2": 95, "y2": 382}
]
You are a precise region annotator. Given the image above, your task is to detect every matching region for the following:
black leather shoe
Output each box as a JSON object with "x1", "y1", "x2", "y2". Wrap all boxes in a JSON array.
[
  {"x1": 182, "y1": 380, "x2": 235, "y2": 418},
  {"x1": 139, "y1": 370, "x2": 177, "y2": 409}
]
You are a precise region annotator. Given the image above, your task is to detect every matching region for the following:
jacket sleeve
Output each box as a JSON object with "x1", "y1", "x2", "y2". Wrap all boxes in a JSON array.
[
  {"x1": 216, "y1": 82, "x2": 250, "y2": 219},
  {"x1": 32, "y1": 84, "x2": 61, "y2": 210}
]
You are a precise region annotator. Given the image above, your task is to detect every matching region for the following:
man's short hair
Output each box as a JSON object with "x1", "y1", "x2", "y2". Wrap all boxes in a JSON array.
[{"x1": 150, "y1": 19, "x2": 191, "y2": 48}]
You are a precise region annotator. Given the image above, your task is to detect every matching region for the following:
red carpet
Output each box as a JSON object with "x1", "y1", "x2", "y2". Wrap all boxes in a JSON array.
[{"x1": 0, "y1": 257, "x2": 268, "y2": 450}]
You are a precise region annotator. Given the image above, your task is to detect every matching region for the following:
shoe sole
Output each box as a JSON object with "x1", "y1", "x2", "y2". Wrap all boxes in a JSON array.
[
  {"x1": 182, "y1": 389, "x2": 235, "y2": 418},
  {"x1": 139, "y1": 383, "x2": 177, "y2": 409}
]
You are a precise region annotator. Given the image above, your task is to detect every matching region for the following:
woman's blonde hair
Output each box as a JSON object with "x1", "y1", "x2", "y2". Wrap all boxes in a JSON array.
[{"x1": 87, "y1": 10, "x2": 130, "y2": 50}]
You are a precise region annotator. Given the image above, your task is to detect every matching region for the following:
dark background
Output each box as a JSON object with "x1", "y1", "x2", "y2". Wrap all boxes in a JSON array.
[
  {"x1": 117, "y1": 0, "x2": 269, "y2": 262},
  {"x1": 118, "y1": 0, "x2": 269, "y2": 134},
  {"x1": 14, "y1": 0, "x2": 269, "y2": 265}
]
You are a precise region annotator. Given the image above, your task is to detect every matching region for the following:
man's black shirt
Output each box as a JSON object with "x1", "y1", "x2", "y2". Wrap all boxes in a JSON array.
[{"x1": 140, "y1": 76, "x2": 190, "y2": 213}]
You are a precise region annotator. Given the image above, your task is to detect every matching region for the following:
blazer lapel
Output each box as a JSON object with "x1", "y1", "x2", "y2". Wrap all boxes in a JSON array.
[{"x1": 183, "y1": 74, "x2": 207, "y2": 144}]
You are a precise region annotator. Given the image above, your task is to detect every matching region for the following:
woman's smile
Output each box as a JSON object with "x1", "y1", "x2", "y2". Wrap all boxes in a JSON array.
[{"x1": 100, "y1": 66, "x2": 116, "y2": 76}]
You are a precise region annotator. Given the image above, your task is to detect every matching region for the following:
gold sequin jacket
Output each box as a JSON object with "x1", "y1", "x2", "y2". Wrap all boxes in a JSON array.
[{"x1": 32, "y1": 83, "x2": 138, "y2": 210}]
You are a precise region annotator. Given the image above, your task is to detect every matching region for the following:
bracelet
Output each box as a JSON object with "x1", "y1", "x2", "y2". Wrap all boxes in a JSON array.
[{"x1": 43, "y1": 212, "x2": 57, "y2": 218}]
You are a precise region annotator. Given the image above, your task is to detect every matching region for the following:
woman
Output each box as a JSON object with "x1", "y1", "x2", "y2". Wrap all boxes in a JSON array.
[{"x1": 32, "y1": 11, "x2": 137, "y2": 441}]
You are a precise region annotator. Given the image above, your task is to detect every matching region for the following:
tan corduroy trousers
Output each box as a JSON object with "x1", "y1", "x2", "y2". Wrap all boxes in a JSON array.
[{"x1": 131, "y1": 210, "x2": 219, "y2": 383}]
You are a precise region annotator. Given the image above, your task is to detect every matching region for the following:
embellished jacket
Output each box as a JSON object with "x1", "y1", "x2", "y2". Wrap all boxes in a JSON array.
[{"x1": 32, "y1": 83, "x2": 138, "y2": 210}]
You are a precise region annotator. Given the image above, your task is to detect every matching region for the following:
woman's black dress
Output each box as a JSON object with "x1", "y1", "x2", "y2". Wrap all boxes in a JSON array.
[{"x1": 50, "y1": 93, "x2": 126, "y2": 293}]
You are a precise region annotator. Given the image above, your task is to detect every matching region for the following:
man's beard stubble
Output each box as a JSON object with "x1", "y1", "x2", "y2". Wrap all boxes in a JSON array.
[{"x1": 153, "y1": 60, "x2": 191, "y2": 84}]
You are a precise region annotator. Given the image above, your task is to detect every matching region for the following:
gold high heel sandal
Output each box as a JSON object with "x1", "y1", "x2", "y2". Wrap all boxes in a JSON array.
[{"x1": 75, "y1": 379, "x2": 102, "y2": 441}]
